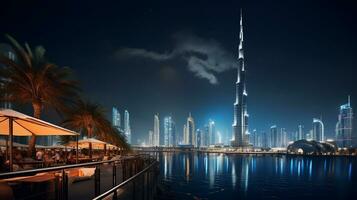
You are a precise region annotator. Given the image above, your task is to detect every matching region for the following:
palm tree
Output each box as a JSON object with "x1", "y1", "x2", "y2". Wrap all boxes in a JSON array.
[
  {"x1": 61, "y1": 100, "x2": 129, "y2": 158},
  {"x1": 0, "y1": 35, "x2": 80, "y2": 156}
]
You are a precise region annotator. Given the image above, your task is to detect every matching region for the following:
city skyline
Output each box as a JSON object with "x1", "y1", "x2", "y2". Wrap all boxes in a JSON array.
[{"x1": 1, "y1": 1, "x2": 357, "y2": 143}]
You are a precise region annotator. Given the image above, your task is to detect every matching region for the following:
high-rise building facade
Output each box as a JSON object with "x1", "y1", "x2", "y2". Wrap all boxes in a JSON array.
[
  {"x1": 280, "y1": 128, "x2": 287, "y2": 147},
  {"x1": 148, "y1": 130, "x2": 153, "y2": 146},
  {"x1": 112, "y1": 107, "x2": 121, "y2": 128},
  {"x1": 270, "y1": 125, "x2": 278, "y2": 147},
  {"x1": 202, "y1": 124, "x2": 209, "y2": 147},
  {"x1": 312, "y1": 118, "x2": 324, "y2": 142},
  {"x1": 124, "y1": 110, "x2": 131, "y2": 144},
  {"x1": 261, "y1": 131, "x2": 269, "y2": 148},
  {"x1": 336, "y1": 96, "x2": 353, "y2": 148},
  {"x1": 232, "y1": 11, "x2": 249, "y2": 147},
  {"x1": 164, "y1": 116, "x2": 176, "y2": 147},
  {"x1": 183, "y1": 124, "x2": 187, "y2": 144},
  {"x1": 185, "y1": 113, "x2": 196, "y2": 146},
  {"x1": 250, "y1": 129, "x2": 258, "y2": 147},
  {"x1": 297, "y1": 125, "x2": 304, "y2": 141},
  {"x1": 154, "y1": 114, "x2": 160, "y2": 146},
  {"x1": 196, "y1": 129, "x2": 202, "y2": 147},
  {"x1": 209, "y1": 120, "x2": 216, "y2": 145}
]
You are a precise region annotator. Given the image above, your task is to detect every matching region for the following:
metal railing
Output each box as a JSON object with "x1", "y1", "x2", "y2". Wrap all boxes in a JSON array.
[
  {"x1": 93, "y1": 160, "x2": 159, "y2": 200},
  {"x1": 0, "y1": 154, "x2": 157, "y2": 200}
]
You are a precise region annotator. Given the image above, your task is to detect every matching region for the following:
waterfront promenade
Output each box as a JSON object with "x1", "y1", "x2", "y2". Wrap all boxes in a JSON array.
[{"x1": 0, "y1": 154, "x2": 159, "y2": 200}]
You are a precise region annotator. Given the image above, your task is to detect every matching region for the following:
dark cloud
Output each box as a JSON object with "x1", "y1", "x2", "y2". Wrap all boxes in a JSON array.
[{"x1": 115, "y1": 32, "x2": 237, "y2": 85}]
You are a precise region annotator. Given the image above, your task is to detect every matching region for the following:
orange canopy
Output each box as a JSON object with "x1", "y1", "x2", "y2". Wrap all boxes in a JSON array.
[{"x1": 0, "y1": 109, "x2": 78, "y2": 136}]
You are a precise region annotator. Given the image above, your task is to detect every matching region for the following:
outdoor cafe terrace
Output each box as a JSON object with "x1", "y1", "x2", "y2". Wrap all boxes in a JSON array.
[{"x1": 0, "y1": 109, "x2": 158, "y2": 200}]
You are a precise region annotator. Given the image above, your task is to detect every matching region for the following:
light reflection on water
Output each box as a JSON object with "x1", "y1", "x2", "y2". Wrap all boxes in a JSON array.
[{"x1": 158, "y1": 152, "x2": 357, "y2": 200}]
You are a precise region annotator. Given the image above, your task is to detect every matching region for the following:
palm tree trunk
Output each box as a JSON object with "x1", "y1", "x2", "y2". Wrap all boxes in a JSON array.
[
  {"x1": 87, "y1": 127, "x2": 93, "y2": 159},
  {"x1": 28, "y1": 102, "x2": 41, "y2": 157}
]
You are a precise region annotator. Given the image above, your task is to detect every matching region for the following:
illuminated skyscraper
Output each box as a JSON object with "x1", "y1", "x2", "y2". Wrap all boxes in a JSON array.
[
  {"x1": 202, "y1": 124, "x2": 209, "y2": 147},
  {"x1": 209, "y1": 119, "x2": 216, "y2": 145},
  {"x1": 336, "y1": 96, "x2": 353, "y2": 148},
  {"x1": 312, "y1": 118, "x2": 324, "y2": 142},
  {"x1": 196, "y1": 129, "x2": 202, "y2": 147},
  {"x1": 280, "y1": 128, "x2": 287, "y2": 147},
  {"x1": 154, "y1": 114, "x2": 160, "y2": 146},
  {"x1": 262, "y1": 131, "x2": 269, "y2": 148},
  {"x1": 148, "y1": 130, "x2": 153, "y2": 146},
  {"x1": 124, "y1": 110, "x2": 131, "y2": 144},
  {"x1": 298, "y1": 125, "x2": 304, "y2": 140},
  {"x1": 185, "y1": 113, "x2": 196, "y2": 146},
  {"x1": 250, "y1": 129, "x2": 257, "y2": 146},
  {"x1": 183, "y1": 124, "x2": 187, "y2": 144},
  {"x1": 112, "y1": 107, "x2": 121, "y2": 128},
  {"x1": 270, "y1": 125, "x2": 278, "y2": 147},
  {"x1": 232, "y1": 10, "x2": 249, "y2": 147},
  {"x1": 164, "y1": 116, "x2": 176, "y2": 147}
]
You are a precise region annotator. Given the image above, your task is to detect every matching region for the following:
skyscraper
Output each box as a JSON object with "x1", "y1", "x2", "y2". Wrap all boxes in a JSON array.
[
  {"x1": 297, "y1": 125, "x2": 304, "y2": 140},
  {"x1": 209, "y1": 119, "x2": 216, "y2": 145},
  {"x1": 164, "y1": 116, "x2": 176, "y2": 147},
  {"x1": 261, "y1": 131, "x2": 269, "y2": 148},
  {"x1": 336, "y1": 96, "x2": 353, "y2": 148},
  {"x1": 183, "y1": 124, "x2": 187, "y2": 144},
  {"x1": 148, "y1": 130, "x2": 153, "y2": 146},
  {"x1": 312, "y1": 118, "x2": 324, "y2": 142},
  {"x1": 270, "y1": 125, "x2": 278, "y2": 147},
  {"x1": 232, "y1": 11, "x2": 249, "y2": 147},
  {"x1": 250, "y1": 129, "x2": 257, "y2": 146},
  {"x1": 203, "y1": 124, "x2": 209, "y2": 147},
  {"x1": 196, "y1": 129, "x2": 202, "y2": 147},
  {"x1": 280, "y1": 128, "x2": 287, "y2": 147},
  {"x1": 154, "y1": 114, "x2": 160, "y2": 146},
  {"x1": 124, "y1": 110, "x2": 131, "y2": 144},
  {"x1": 185, "y1": 113, "x2": 196, "y2": 146},
  {"x1": 112, "y1": 107, "x2": 121, "y2": 128}
]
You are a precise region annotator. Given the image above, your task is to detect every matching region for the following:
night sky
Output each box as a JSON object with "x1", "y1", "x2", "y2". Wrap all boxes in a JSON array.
[{"x1": 1, "y1": 0, "x2": 357, "y2": 144}]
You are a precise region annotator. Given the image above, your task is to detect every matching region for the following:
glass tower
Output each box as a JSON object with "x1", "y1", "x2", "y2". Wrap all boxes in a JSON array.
[
  {"x1": 209, "y1": 119, "x2": 216, "y2": 145},
  {"x1": 336, "y1": 96, "x2": 353, "y2": 148},
  {"x1": 124, "y1": 110, "x2": 131, "y2": 144},
  {"x1": 312, "y1": 118, "x2": 324, "y2": 142},
  {"x1": 186, "y1": 113, "x2": 196, "y2": 146},
  {"x1": 112, "y1": 107, "x2": 121, "y2": 128},
  {"x1": 164, "y1": 116, "x2": 176, "y2": 147},
  {"x1": 154, "y1": 114, "x2": 160, "y2": 146}
]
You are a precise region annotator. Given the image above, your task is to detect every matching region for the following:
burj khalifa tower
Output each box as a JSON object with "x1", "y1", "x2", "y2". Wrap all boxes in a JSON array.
[{"x1": 232, "y1": 11, "x2": 249, "y2": 147}]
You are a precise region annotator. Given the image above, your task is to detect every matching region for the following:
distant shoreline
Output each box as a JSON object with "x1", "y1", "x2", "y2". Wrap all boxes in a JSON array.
[{"x1": 134, "y1": 148, "x2": 357, "y2": 157}]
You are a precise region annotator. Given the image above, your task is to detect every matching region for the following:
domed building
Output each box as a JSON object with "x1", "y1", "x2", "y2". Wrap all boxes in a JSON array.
[{"x1": 287, "y1": 139, "x2": 337, "y2": 155}]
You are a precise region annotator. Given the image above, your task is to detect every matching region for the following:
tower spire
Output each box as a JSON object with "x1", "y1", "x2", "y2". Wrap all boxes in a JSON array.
[
  {"x1": 348, "y1": 95, "x2": 351, "y2": 106},
  {"x1": 239, "y1": 10, "x2": 244, "y2": 60}
]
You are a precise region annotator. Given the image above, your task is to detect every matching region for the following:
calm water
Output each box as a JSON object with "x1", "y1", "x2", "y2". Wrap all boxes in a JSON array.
[{"x1": 157, "y1": 152, "x2": 357, "y2": 200}]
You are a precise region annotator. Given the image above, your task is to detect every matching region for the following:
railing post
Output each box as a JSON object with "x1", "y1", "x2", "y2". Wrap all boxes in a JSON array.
[
  {"x1": 112, "y1": 163, "x2": 117, "y2": 186},
  {"x1": 95, "y1": 165, "x2": 101, "y2": 196},
  {"x1": 122, "y1": 159, "x2": 126, "y2": 181},
  {"x1": 112, "y1": 163, "x2": 117, "y2": 200},
  {"x1": 55, "y1": 172, "x2": 61, "y2": 200},
  {"x1": 145, "y1": 172, "x2": 148, "y2": 200},
  {"x1": 132, "y1": 181, "x2": 136, "y2": 200},
  {"x1": 62, "y1": 170, "x2": 69, "y2": 200},
  {"x1": 142, "y1": 173, "x2": 145, "y2": 200}
]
